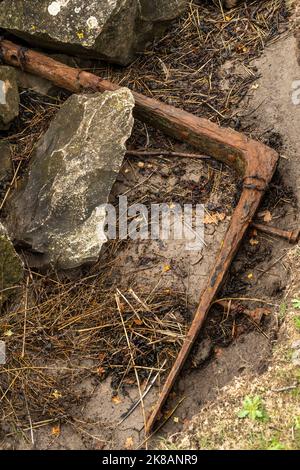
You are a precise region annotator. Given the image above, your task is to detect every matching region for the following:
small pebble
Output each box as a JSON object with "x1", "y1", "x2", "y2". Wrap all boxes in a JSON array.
[{"x1": 291, "y1": 339, "x2": 300, "y2": 350}]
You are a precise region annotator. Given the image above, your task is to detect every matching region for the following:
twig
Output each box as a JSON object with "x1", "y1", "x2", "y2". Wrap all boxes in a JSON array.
[
  {"x1": 271, "y1": 384, "x2": 298, "y2": 393},
  {"x1": 126, "y1": 150, "x2": 211, "y2": 160},
  {"x1": 118, "y1": 359, "x2": 167, "y2": 426},
  {"x1": 21, "y1": 277, "x2": 30, "y2": 358}
]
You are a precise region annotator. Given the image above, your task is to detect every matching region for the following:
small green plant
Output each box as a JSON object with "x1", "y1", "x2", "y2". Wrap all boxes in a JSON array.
[
  {"x1": 279, "y1": 302, "x2": 287, "y2": 320},
  {"x1": 294, "y1": 316, "x2": 300, "y2": 331},
  {"x1": 267, "y1": 439, "x2": 285, "y2": 450},
  {"x1": 292, "y1": 299, "x2": 300, "y2": 310},
  {"x1": 238, "y1": 396, "x2": 267, "y2": 421}
]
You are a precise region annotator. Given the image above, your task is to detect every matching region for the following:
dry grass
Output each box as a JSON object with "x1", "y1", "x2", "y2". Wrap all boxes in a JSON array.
[
  {"x1": 0, "y1": 244, "x2": 188, "y2": 443},
  {"x1": 94, "y1": 0, "x2": 291, "y2": 126}
]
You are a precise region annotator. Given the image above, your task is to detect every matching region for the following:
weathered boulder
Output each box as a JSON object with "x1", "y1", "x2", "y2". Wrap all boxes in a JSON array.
[
  {"x1": 0, "y1": 141, "x2": 12, "y2": 185},
  {"x1": 8, "y1": 88, "x2": 134, "y2": 270},
  {"x1": 0, "y1": 222, "x2": 23, "y2": 307},
  {"x1": 0, "y1": 66, "x2": 20, "y2": 130},
  {"x1": 0, "y1": 0, "x2": 187, "y2": 65}
]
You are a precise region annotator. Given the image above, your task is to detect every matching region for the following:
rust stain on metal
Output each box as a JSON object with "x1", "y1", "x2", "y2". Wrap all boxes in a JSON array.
[{"x1": 0, "y1": 39, "x2": 279, "y2": 434}]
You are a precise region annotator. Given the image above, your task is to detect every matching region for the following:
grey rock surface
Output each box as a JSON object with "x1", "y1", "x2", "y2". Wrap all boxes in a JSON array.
[
  {"x1": 0, "y1": 222, "x2": 23, "y2": 307},
  {"x1": 0, "y1": 0, "x2": 187, "y2": 65},
  {"x1": 0, "y1": 66, "x2": 20, "y2": 129},
  {"x1": 8, "y1": 88, "x2": 134, "y2": 269},
  {"x1": 291, "y1": 339, "x2": 300, "y2": 350}
]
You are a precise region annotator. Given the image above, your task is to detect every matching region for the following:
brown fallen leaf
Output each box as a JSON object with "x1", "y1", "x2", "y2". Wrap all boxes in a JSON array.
[
  {"x1": 125, "y1": 436, "x2": 134, "y2": 449},
  {"x1": 204, "y1": 212, "x2": 226, "y2": 225},
  {"x1": 51, "y1": 425, "x2": 60, "y2": 437},
  {"x1": 258, "y1": 210, "x2": 272, "y2": 223},
  {"x1": 263, "y1": 211, "x2": 272, "y2": 223},
  {"x1": 112, "y1": 395, "x2": 122, "y2": 405},
  {"x1": 246, "y1": 307, "x2": 272, "y2": 324},
  {"x1": 97, "y1": 366, "x2": 105, "y2": 376},
  {"x1": 51, "y1": 389, "x2": 62, "y2": 400}
]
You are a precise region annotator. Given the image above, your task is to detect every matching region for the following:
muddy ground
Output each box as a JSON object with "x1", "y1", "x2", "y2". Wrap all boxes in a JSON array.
[{"x1": 0, "y1": 0, "x2": 299, "y2": 450}]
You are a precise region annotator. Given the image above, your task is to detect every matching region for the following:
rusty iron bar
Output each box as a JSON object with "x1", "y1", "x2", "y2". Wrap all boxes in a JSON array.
[
  {"x1": 251, "y1": 223, "x2": 300, "y2": 244},
  {"x1": 0, "y1": 39, "x2": 279, "y2": 433}
]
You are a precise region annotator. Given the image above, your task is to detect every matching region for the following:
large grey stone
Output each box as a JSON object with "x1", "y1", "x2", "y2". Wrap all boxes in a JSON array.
[
  {"x1": 8, "y1": 88, "x2": 134, "y2": 269},
  {"x1": 0, "y1": 0, "x2": 187, "y2": 65},
  {"x1": 0, "y1": 222, "x2": 23, "y2": 307},
  {"x1": 0, "y1": 66, "x2": 20, "y2": 130}
]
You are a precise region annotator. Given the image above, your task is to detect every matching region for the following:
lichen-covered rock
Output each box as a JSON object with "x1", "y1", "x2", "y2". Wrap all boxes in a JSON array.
[
  {"x1": 8, "y1": 88, "x2": 134, "y2": 269},
  {"x1": 0, "y1": 0, "x2": 187, "y2": 65},
  {"x1": 0, "y1": 222, "x2": 23, "y2": 307},
  {"x1": 0, "y1": 66, "x2": 20, "y2": 129}
]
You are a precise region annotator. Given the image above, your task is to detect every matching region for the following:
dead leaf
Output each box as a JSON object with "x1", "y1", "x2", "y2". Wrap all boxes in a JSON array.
[
  {"x1": 246, "y1": 307, "x2": 272, "y2": 324},
  {"x1": 258, "y1": 210, "x2": 272, "y2": 223},
  {"x1": 204, "y1": 212, "x2": 226, "y2": 225},
  {"x1": 51, "y1": 390, "x2": 62, "y2": 400},
  {"x1": 4, "y1": 329, "x2": 13, "y2": 337},
  {"x1": 51, "y1": 425, "x2": 60, "y2": 437},
  {"x1": 97, "y1": 366, "x2": 105, "y2": 376},
  {"x1": 263, "y1": 211, "x2": 272, "y2": 223},
  {"x1": 125, "y1": 436, "x2": 134, "y2": 449},
  {"x1": 112, "y1": 395, "x2": 122, "y2": 405},
  {"x1": 133, "y1": 318, "x2": 143, "y2": 326}
]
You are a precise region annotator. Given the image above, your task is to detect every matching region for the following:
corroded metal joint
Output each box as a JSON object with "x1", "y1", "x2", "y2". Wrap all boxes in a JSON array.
[{"x1": 243, "y1": 175, "x2": 268, "y2": 192}]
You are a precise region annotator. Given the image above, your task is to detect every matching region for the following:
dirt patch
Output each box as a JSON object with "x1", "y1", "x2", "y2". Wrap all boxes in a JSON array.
[{"x1": 234, "y1": 34, "x2": 300, "y2": 205}]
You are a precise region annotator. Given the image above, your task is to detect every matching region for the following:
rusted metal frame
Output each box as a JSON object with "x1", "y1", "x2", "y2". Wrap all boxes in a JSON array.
[{"x1": 0, "y1": 39, "x2": 279, "y2": 433}]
